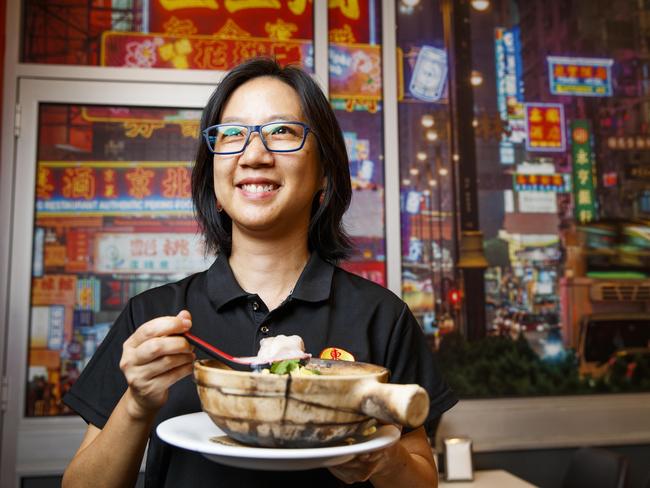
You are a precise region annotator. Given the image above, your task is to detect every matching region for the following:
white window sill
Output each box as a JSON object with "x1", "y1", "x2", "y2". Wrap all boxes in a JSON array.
[{"x1": 437, "y1": 392, "x2": 650, "y2": 452}]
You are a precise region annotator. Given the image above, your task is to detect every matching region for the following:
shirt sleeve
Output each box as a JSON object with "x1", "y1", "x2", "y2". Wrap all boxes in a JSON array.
[
  {"x1": 62, "y1": 300, "x2": 137, "y2": 429},
  {"x1": 384, "y1": 303, "x2": 458, "y2": 437}
]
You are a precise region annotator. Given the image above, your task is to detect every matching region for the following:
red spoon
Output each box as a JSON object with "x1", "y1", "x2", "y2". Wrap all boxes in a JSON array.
[
  {"x1": 183, "y1": 332, "x2": 310, "y2": 368},
  {"x1": 183, "y1": 332, "x2": 259, "y2": 365}
]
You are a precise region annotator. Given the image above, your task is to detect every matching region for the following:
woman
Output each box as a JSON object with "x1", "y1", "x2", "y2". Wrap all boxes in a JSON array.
[{"x1": 62, "y1": 58, "x2": 457, "y2": 487}]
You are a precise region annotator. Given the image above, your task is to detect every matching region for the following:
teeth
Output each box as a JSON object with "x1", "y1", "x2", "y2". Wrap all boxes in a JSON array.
[{"x1": 241, "y1": 184, "x2": 277, "y2": 193}]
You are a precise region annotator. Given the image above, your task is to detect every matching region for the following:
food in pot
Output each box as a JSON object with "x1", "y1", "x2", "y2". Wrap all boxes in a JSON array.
[
  {"x1": 250, "y1": 334, "x2": 319, "y2": 375},
  {"x1": 254, "y1": 334, "x2": 311, "y2": 364},
  {"x1": 261, "y1": 358, "x2": 321, "y2": 376}
]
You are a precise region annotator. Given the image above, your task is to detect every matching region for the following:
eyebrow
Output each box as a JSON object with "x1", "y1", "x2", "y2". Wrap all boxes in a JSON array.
[{"x1": 220, "y1": 114, "x2": 301, "y2": 124}]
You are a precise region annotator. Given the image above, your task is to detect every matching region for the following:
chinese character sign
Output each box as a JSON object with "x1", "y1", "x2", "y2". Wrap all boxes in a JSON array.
[
  {"x1": 607, "y1": 135, "x2": 650, "y2": 151},
  {"x1": 570, "y1": 120, "x2": 597, "y2": 223},
  {"x1": 148, "y1": 0, "x2": 370, "y2": 44},
  {"x1": 100, "y1": 0, "x2": 372, "y2": 72},
  {"x1": 495, "y1": 27, "x2": 524, "y2": 108},
  {"x1": 32, "y1": 275, "x2": 78, "y2": 306},
  {"x1": 35, "y1": 162, "x2": 193, "y2": 216},
  {"x1": 513, "y1": 173, "x2": 571, "y2": 193},
  {"x1": 94, "y1": 233, "x2": 210, "y2": 274},
  {"x1": 495, "y1": 26, "x2": 525, "y2": 147},
  {"x1": 548, "y1": 56, "x2": 613, "y2": 97},
  {"x1": 525, "y1": 103, "x2": 566, "y2": 152},
  {"x1": 102, "y1": 32, "x2": 312, "y2": 70},
  {"x1": 101, "y1": 0, "x2": 315, "y2": 70},
  {"x1": 149, "y1": 0, "x2": 314, "y2": 42}
]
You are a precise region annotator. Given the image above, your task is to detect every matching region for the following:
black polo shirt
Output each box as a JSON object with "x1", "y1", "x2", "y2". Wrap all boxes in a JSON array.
[{"x1": 64, "y1": 253, "x2": 457, "y2": 488}]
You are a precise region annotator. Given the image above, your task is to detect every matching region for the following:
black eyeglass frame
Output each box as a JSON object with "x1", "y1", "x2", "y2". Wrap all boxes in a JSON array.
[{"x1": 202, "y1": 121, "x2": 312, "y2": 155}]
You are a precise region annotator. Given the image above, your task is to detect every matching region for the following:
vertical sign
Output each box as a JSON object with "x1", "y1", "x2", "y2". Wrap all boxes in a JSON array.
[
  {"x1": 525, "y1": 103, "x2": 566, "y2": 152},
  {"x1": 495, "y1": 26, "x2": 525, "y2": 163},
  {"x1": 571, "y1": 120, "x2": 597, "y2": 223}
]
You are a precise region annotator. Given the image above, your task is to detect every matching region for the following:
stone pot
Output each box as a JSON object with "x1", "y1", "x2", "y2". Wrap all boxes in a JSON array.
[{"x1": 194, "y1": 358, "x2": 429, "y2": 448}]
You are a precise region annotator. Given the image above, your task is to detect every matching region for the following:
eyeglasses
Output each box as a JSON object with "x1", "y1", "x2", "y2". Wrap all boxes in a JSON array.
[{"x1": 202, "y1": 121, "x2": 311, "y2": 155}]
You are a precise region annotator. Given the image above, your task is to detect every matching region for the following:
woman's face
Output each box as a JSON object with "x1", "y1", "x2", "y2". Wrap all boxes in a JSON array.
[{"x1": 213, "y1": 76, "x2": 324, "y2": 239}]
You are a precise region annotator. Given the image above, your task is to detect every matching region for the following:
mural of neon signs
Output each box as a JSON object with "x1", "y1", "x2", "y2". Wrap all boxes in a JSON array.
[
  {"x1": 547, "y1": 56, "x2": 614, "y2": 97},
  {"x1": 524, "y1": 102, "x2": 566, "y2": 152}
]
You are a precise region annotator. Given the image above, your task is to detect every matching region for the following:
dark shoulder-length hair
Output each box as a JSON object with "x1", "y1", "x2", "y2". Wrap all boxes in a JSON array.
[{"x1": 192, "y1": 57, "x2": 353, "y2": 263}]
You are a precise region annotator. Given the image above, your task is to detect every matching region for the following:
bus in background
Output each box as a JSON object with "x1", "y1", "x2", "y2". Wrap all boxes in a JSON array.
[
  {"x1": 578, "y1": 313, "x2": 650, "y2": 377},
  {"x1": 560, "y1": 219, "x2": 650, "y2": 353}
]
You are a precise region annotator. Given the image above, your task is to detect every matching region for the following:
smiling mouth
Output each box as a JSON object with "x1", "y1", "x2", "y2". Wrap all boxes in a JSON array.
[{"x1": 238, "y1": 183, "x2": 280, "y2": 193}]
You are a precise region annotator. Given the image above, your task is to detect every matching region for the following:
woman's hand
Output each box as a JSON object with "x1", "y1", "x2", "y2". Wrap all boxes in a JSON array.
[
  {"x1": 119, "y1": 310, "x2": 195, "y2": 420},
  {"x1": 328, "y1": 426, "x2": 438, "y2": 487},
  {"x1": 328, "y1": 443, "x2": 399, "y2": 484}
]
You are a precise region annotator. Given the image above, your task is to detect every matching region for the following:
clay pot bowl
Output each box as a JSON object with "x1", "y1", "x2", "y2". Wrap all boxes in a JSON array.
[{"x1": 194, "y1": 358, "x2": 430, "y2": 448}]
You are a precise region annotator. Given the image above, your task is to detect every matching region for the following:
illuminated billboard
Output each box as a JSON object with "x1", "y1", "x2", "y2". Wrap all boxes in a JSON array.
[
  {"x1": 495, "y1": 26, "x2": 525, "y2": 164},
  {"x1": 570, "y1": 120, "x2": 597, "y2": 223},
  {"x1": 513, "y1": 173, "x2": 571, "y2": 193},
  {"x1": 36, "y1": 161, "x2": 194, "y2": 217},
  {"x1": 407, "y1": 46, "x2": 448, "y2": 102},
  {"x1": 547, "y1": 56, "x2": 614, "y2": 97},
  {"x1": 94, "y1": 232, "x2": 209, "y2": 274},
  {"x1": 518, "y1": 192, "x2": 557, "y2": 213},
  {"x1": 524, "y1": 103, "x2": 566, "y2": 152}
]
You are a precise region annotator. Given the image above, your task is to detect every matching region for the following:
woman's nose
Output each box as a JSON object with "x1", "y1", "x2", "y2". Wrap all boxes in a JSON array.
[{"x1": 238, "y1": 133, "x2": 274, "y2": 167}]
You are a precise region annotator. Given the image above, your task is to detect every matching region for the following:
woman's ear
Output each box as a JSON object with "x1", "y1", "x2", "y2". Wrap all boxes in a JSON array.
[{"x1": 318, "y1": 177, "x2": 327, "y2": 206}]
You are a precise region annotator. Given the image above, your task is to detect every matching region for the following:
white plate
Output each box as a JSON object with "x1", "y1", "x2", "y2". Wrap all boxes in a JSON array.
[{"x1": 156, "y1": 412, "x2": 401, "y2": 471}]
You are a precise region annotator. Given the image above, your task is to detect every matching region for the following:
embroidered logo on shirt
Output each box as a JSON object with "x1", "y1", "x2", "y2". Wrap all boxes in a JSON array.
[{"x1": 319, "y1": 347, "x2": 355, "y2": 361}]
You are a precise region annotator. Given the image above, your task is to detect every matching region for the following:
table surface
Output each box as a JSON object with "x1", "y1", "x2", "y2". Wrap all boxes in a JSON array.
[{"x1": 438, "y1": 469, "x2": 538, "y2": 487}]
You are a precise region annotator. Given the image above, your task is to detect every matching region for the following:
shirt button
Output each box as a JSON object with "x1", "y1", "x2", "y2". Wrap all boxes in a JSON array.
[
  {"x1": 252, "y1": 301, "x2": 259, "y2": 311},
  {"x1": 260, "y1": 325, "x2": 269, "y2": 334}
]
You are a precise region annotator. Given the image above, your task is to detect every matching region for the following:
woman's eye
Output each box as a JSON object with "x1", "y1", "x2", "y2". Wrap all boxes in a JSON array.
[
  {"x1": 268, "y1": 124, "x2": 298, "y2": 137},
  {"x1": 222, "y1": 127, "x2": 244, "y2": 137},
  {"x1": 270, "y1": 125, "x2": 288, "y2": 134}
]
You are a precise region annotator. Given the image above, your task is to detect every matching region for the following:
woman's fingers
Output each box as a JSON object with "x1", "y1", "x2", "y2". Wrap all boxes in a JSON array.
[
  {"x1": 154, "y1": 360, "x2": 195, "y2": 390},
  {"x1": 121, "y1": 335, "x2": 193, "y2": 376},
  {"x1": 122, "y1": 356, "x2": 195, "y2": 420},
  {"x1": 134, "y1": 336, "x2": 193, "y2": 363},
  {"x1": 177, "y1": 309, "x2": 192, "y2": 321},
  {"x1": 124, "y1": 311, "x2": 192, "y2": 349},
  {"x1": 121, "y1": 349, "x2": 195, "y2": 419},
  {"x1": 328, "y1": 450, "x2": 386, "y2": 484},
  {"x1": 125, "y1": 352, "x2": 195, "y2": 382},
  {"x1": 119, "y1": 310, "x2": 196, "y2": 419},
  {"x1": 124, "y1": 354, "x2": 195, "y2": 397}
]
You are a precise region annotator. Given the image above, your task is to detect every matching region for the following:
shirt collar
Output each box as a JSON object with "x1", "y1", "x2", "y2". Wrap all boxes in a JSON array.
[
  {"x1": 290, "y1": 252, "x2": 334, "y2": 303},
  {"x1": 207, "y1": 252, "x2": 334, "y2": 310},
  {"x1": 207, "y1": 254, "x2": 249, "y2": 310}
]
